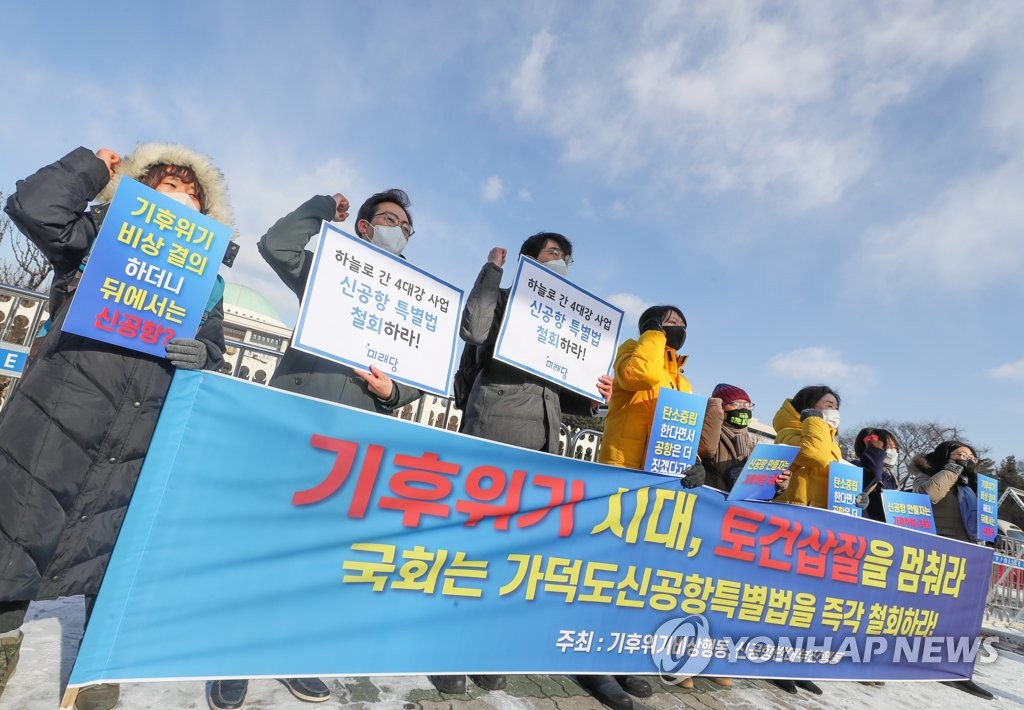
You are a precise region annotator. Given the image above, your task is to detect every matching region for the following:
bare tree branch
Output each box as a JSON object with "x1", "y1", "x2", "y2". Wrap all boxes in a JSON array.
[{"x1": 0, "y1": 190, "x2": 52, "y2": 291}]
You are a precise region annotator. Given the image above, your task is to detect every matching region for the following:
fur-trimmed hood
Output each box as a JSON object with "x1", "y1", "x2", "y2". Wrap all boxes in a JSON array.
[{"x1": 96, "y1": 142, "x2": 233, "y2": 230}]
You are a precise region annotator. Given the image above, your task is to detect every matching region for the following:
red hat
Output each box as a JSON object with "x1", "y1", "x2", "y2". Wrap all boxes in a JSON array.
[{"x1": 712, "y1": 383, "x2": 751, "y2": 404}]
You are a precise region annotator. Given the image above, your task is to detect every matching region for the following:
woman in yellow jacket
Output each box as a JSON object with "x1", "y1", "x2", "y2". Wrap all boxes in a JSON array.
[
  {"x1": 598, "y1": 305, "x2": 700, "y2": 476},
  {"x1": 771, "y1": 384, "x2": 844, "y2": 508}
]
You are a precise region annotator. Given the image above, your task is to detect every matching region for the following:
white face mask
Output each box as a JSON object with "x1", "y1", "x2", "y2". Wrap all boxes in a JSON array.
[
  {"x1": 884, "y1": 448, "x2": 899, "y2": 467},
  {"x1": 165, "y1": 191, "x2": 201, "y2": 211},
  {"x1": 368, "y1": 223, "x2": 408, "y2": 256},
  {"x1": 820, "y1": 409, "x2": 840, "y2": 430},
  {"x1": 540, "y1": 257, "x2": 570, "y2": 277}
]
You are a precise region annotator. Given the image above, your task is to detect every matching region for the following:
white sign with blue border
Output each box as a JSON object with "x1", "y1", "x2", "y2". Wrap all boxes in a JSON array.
[
  {"x1": 492, "y1": 256, "x2": 623, "y2": 401},
  {"x1": 62, "y1": 177, "x2": 231, "y2": 358},
  {"x1": 291, "y1": 221, "x2": 463, "y2": 397}
]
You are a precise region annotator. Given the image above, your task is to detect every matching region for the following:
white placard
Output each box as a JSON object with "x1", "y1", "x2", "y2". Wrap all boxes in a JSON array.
[
  {"x1": 292, "y1": 222, "x2": 463, "y2": 396},
  {"x1": 492, "y1": 256, "x2": 623, "y2": 400}
]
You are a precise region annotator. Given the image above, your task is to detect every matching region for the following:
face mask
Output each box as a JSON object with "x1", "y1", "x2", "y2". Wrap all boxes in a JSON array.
[
  {"x1": 541, "y1": 257, "x2": 570, "y2": 277},
  {"x1": 726, "y1": 408, "x2": 752, "y2": 428},
  {"x1": 958, "y1": 458, "x2": 977, "y2": 474},
  {"x1": 821, "y1": 409, "x2": 840, "y2": 429},
  {"x1": 369, "y1": 223, "x2": 408, "y2": 255},
  {"x1": 662, "y1": 325, "x2": 686, "y2": 351},
  {"x1": 165, "y1": 191, "x2": 200, "y2": 211},
  {"x1": 884, "y1": 448, "x2": 899, "y2": 467}
]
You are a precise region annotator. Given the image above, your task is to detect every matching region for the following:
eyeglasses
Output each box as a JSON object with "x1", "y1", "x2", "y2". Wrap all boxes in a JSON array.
[
  {"x1": 540, "y1": 247, "x2": 573, "y2": 265},
  {"x1": 372, "y1": 211, "x2": 414, "y2": 238},
  {"x1": 951, "y1": 454, "x2": 979, "y2": 464},
  {"x1": 724, "y1": 400, "x2": 753, "y2": 409}
]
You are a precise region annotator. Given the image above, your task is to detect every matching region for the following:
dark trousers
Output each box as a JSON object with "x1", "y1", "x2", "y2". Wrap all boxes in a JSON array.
[{"x1": 0, "y1": 595, "x2": 96, "y2": 634}]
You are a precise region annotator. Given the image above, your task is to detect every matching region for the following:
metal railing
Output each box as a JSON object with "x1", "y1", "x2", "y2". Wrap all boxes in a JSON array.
[{"x1": 987, "y1": 536, "x2": 1024, "y2": 627}]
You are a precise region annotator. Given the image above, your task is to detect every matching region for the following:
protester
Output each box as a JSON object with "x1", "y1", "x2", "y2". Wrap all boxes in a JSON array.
[
  {"x1": 771, "y1": 385, "x2": 843, "y2": 509},
  {"x1": 851, "y1": 427, "x2": 899, "y2": 523},
  {"x1": 201, "y1": 191, "x2": 424, "y2": 710},
  {"x1": 258, "y1": 190, "x2": 424, "y2": 412},
  {"x1": 430, "y1": 235, "x2": 612, "y2": 696},
  {"x1": 586, "y1": 305, "x2": 705, "y2": 709},
  {"x1": 909, "y1": 440, "x2": 995, "y2": 700},
  {"x1": 457, "y1": 234, "x2": 611, "y2": 454},
  {"x1": 765, "y1": 385, "x2": 843, "y2": 695},
  {"x1": 0, "y1": 143, "x2": 231, "y2": 710},
  {"x1": 701, "y1": 383, "x2": 788, "y2": 496}
]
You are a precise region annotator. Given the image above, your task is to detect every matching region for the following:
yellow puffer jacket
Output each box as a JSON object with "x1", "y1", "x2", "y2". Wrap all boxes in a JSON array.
[
  {"x1": 771, "y1": 399, "x2": 843, "y2": 508},
  {"x1": 598, "y1": 330, "x2": 692, "y2": 469}
]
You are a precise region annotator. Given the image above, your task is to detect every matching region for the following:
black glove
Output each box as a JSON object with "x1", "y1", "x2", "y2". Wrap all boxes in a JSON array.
[
  {"x1": 639, "y1": 318, "x2": 664, "y2": 334},
  {"x1": 942, "y1": 462, "x2": 964, "y2": 475},
  {"x1": 860, "y1": 446, "x2": 886, "y2": 485},
  {"x1": 681, "y1": 461, "x2": 706, "y2": 489},
  {"x1": 166, "y1": 338, "x2": 208, "y2": 370}
]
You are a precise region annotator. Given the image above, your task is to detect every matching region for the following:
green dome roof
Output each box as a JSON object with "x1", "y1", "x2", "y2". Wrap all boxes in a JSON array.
[{"x1": 223, "y1": 282, "x2": 284, "y2": 324}]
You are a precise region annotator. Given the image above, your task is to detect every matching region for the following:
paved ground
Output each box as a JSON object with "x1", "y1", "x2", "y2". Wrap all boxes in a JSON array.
[{"x1": 2, "y1": 597, "x2": 1023, "y2": 709}]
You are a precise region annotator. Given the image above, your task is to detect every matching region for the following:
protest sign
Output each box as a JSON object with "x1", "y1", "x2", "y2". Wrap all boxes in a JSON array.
[
  {"x1": 727, "y1": 443, "x2": 798, "y2": 501},
  {"x1": 63, "y1": 177, "x2": 231, "y2": 357},
  {"x1": 492, "y1": 257, "x2": 622, "y2": 400},
  {"x1": 69, "y1": 371, "x2": 991, "y2": 690},
  {"x1": 642, "y1": 389, "x2": 707, "y2": 477},
  {"x1": 882, "y1": 491, "x2": 936, "y2": 534},
  {"x1": 828, "y1": 462, "x2": 864, "y2": 517},
  {"x1": 292, "y1": 222, "x2": 463, "y2": 396},
  {"x1": 977, "y1": 474, "x2": 998, "y2": 543}
]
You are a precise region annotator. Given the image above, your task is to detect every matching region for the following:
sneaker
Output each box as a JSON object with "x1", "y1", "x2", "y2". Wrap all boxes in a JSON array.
[
  {"x1": 469, "y1": 674, "x2": 507, "y2": 691},
  {"x1": 0, "y1": 631, "x2": 23, "y2": 698},
  {"x1": 75, "y1": 683, "x2": 120, "y2": 710},
  {"x1": 279, "y1": 677, "x2": 330, "y2": 703},
  {"x1": 206, "y1": 680, "x2": 248, "y2": 704},
  {"x1": 207, "y1": 679, "x2": 248, "y2": 710},
  {"x1": 428, "y1": 675, "x2": 467, "y2": 694}
]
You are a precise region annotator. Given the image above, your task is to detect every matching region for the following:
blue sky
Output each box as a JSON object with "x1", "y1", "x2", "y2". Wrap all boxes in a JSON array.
[{"x1": 2, "y1": 1, "x2": 1022, "y2": 464}]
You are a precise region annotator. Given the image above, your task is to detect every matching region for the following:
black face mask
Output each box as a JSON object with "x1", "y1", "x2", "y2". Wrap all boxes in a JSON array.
[
  {"x1": 663, "y1": 325, "x2": 686, "y2": 351},
  {"x1": 726, "y1": 408, "x2": 752, "y2": 428},
  {"x1": 958, "y1": 458, "x2": 977, "y2": 475}
]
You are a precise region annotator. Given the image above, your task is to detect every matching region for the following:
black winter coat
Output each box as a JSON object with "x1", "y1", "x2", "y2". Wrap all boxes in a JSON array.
[{"x1": 0, "y1": 147, "x2": 225, "y2": 600}]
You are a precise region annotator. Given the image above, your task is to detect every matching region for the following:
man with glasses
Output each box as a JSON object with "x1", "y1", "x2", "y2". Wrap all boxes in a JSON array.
[{"x1": 206, "y1": 191, "x2": 423, "y2": 710}]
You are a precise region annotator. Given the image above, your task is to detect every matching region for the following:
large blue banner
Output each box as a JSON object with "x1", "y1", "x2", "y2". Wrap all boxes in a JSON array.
[{"x1": 70, "y1": 372, "x2": 992, "y2": 688}]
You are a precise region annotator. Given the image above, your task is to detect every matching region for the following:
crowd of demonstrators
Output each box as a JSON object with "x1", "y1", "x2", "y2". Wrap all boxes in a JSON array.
[
  {"x1": 0, "y1": 143, "x2": 232, "y2": 710},
  {"x1": 0, "y1": 144, "x2": 1003, "y2": 709},
  {"x1": 204, "y1": 190, "x2": 425, "y2": 710},
  {"x1": 429, "y1": 234, "x2": 611, "y2": 696}
]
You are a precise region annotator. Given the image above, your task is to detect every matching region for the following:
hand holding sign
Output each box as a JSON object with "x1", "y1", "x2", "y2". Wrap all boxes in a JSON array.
[{"x1": 353, "y1": 364, "x2": 395, "y2": 401}]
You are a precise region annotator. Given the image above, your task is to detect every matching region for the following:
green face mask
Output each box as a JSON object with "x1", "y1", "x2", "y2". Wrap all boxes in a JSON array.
[{"x1": 726, "y1": 408, "x2": 752, "y2": 428}]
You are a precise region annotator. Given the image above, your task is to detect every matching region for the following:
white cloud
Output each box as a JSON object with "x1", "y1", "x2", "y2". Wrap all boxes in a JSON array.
[
  {"x1": 989, "y1": 358, "x2": 1024, "y2": 382},
  {"x1": 499, "y1": 3, "x2": 1007, "y2": 211},
  {"x1": 607, "y1": 292, "x2": 650, "y2": 336},
  {"x1": 481, "y1": 176, "x2": 507, "y2": 202},
  {"x1": 768, "y1": 347, "x2": 874, "y2": 390},
  {"x1": 517, "y1": 188, "x2": 533, "y2": 202}
]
